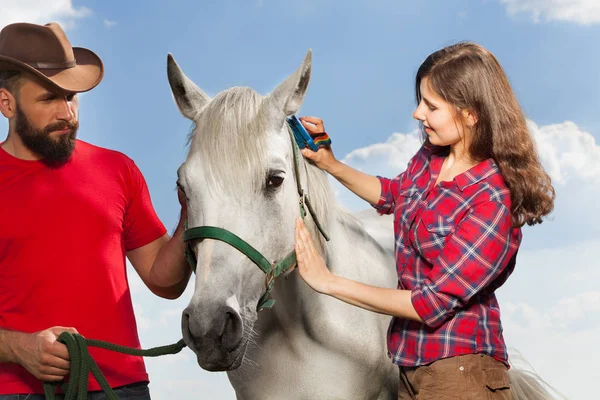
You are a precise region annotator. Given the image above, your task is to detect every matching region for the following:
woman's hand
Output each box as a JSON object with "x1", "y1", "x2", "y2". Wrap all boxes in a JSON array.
[
  {"x1": 299, "y1": 116, "x2": 381, "y2": 205},
  {"x1": 299, "y1": 116, "x2": 339, "y2": 173},
  {"x1": 294, "y1": 217, "x2": 335, "y2": 294}
]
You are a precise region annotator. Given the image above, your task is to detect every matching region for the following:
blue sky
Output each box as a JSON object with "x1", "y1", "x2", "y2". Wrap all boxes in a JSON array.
[{"x1": 2, "y1": 0, "x2": 599, "y2": 398}]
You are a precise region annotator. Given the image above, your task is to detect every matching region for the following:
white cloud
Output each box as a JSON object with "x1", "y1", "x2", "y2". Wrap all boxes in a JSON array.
[
  {"x1": 549, "y1": 291, "x2": 600, "y2": 324},
  {"x1": 127, "y1": 260, "x2": 145, "y2": 295},
  {"x1": 0, "y1": 0, "x2": 91, "y2": 30},
  {"x1": 530, "y1": 120, "x2": 600, "y2": 184},
  {"x1": 342, "y1": 129, "x2": 422, "y2": 176},
  {"x1": 103, "y1": 19, "x2": 117, "y2": 28},
  {"x1": 334, "y1": 130, "x2": 422, "y2": 211},
  {"x1": 500, "y1": 0, "x2": 600, "y2": 25},
  {"x1": 132, "y1": 303, "x2": 152, "y2": 332},
  {"x1": 502, "y1": 289, "x2": 600, "y2": 400},
  {"x1": 144, "y1": 360, "x2": 235, "y2": 400},
  {"x1": 524, "y1": 120, "x2": 600, "y2": 246},
  {"x1": 159, "y1": 308, "x2": 183, "y2": 325}
]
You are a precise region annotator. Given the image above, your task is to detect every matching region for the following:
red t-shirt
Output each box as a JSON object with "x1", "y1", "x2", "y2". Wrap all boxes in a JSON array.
[{"x1": 0, "y1": 140, "x2": 167, "y2": 394}]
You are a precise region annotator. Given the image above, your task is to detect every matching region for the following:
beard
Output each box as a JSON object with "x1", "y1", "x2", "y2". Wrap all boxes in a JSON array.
[{"x1": 15, "y1": 104, "x2": 79, "y2": 167}]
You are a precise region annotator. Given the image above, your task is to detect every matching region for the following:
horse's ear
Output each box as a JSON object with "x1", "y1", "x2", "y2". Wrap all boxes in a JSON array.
[
  {"x1": 267, "y1": 50, "x2": 312, "y2": 116},
  {"x1": 167, "y1": 53, "x2": 211, "y2": 120}
]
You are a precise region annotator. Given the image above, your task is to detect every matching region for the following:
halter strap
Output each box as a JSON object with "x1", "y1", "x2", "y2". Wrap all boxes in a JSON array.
[
  {"x1": 183, "y1": 226, "x2": 297, "y2": 277},
  {"x1": 290, "y1": 126, "x2": 330, "y2": 241}
]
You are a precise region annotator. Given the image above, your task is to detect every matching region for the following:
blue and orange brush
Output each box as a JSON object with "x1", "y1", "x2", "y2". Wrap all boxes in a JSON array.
[{"x1": 287, "y1": 115, "x2": 332, "y2": 151}]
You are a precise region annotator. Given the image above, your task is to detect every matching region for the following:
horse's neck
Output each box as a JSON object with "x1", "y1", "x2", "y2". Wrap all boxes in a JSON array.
[{"x1": 324, "y1": 210, "x2": 396, "y2": 287}]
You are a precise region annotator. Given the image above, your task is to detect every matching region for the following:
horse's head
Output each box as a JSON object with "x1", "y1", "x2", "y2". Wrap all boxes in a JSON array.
[{"x1": 168, "y1": 51, "x2": 329, "y2": 371}]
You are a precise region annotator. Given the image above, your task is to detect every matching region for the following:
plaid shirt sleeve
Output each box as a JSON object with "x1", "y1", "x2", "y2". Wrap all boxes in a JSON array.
[
  {"x1": 411, "y1": 200, "x2": 516, "y2": 328},
  {"x1": 372, "y1": 145, "x2": 430, "y2": 215},
  {"x1": 372, "y1": 175, "x2": 402, "y2": 215}
]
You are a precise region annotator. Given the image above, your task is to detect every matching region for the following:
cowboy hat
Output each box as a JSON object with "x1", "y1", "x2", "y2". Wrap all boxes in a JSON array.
[{"x1": 0, "y1": 22, "x2": 103, "y2": 93}]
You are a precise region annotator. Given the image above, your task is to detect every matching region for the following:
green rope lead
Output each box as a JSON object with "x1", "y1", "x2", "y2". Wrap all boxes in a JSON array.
[{"x1": 43, "y1": 332, "x2": 187, "y2": 400}]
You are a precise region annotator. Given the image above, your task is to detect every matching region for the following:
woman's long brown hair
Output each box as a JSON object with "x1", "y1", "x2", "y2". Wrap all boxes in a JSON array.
[{"x1": 416, "y1": 42, "x2": 554, "y2": 227}]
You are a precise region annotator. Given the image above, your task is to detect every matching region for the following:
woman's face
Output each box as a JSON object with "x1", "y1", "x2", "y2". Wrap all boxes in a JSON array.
[{"x1": 413, "y1": 77, "x2": 469, "y2": 148}]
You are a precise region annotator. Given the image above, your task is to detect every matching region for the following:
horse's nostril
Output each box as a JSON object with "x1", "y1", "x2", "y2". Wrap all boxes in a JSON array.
[
  {"x1": 181, "y1": 310, "x2": 194, "y2": 344},
  {"x1": 221, "y1": 311, "x2": 243, "y2": 352}
]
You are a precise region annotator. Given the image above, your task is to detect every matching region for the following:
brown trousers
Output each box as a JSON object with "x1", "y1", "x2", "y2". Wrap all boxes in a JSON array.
[{"x1": 398, "y1": 353, "x2": 512, "y2": 400}]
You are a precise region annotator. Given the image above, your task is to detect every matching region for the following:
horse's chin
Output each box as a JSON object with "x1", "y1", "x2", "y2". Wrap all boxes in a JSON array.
[{"x1": 195, "y1": 340, "x2": 248, "y2": 372}]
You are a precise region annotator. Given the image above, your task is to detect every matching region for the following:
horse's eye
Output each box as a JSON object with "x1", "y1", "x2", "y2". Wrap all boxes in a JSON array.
[{"x1": 267, "y1": 175, "x2": 284, "y2": 189}]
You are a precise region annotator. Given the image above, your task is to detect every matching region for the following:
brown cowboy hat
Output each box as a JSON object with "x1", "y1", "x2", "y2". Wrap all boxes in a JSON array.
[{"x1": 0, "y1": 22, "x2": 103, "y2": 93}]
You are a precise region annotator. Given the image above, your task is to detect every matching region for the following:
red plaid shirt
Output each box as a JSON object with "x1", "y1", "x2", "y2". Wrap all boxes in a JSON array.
[{"x1": 373, "y1": 144, "x2": 521, "y2": 367}]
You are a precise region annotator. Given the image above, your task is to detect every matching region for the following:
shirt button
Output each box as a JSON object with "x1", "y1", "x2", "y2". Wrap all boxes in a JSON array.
[{"x1": 459, "y1": 366, "x2": 465, "y2": 372}]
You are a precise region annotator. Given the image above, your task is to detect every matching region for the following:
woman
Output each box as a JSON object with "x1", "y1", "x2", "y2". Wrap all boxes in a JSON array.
[{"x1": 294, "y1": 42, "x2": 555, "y2": 399}]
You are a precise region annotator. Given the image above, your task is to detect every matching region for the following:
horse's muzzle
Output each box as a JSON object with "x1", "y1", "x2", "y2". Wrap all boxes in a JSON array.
[{"x1": 181, "y1": 305, "x2": 246, "y2": 371}]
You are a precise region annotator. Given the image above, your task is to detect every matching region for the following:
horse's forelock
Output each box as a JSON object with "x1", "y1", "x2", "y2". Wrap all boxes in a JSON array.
[{"x1": 188, "y1": 87, "x2": 269, "y2": 196}]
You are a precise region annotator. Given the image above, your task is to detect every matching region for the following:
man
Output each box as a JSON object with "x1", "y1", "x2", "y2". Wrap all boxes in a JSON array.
[{"x1": 0, "y1": 22, "x2": 191, "y2": 399}]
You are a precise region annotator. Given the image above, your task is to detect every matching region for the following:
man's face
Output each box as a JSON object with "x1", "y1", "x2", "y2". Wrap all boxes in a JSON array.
[{"x1": 13, "y1": 77, "x2": 79, "y2": 166}]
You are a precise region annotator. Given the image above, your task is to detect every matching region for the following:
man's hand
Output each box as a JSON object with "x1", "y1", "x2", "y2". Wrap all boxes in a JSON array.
[
  {"x1": 13, "y1": 326, "x2": 76, "y2": 382},
  {"x1": 177, "y1": 186, "x2": 187, "y2": 212}
]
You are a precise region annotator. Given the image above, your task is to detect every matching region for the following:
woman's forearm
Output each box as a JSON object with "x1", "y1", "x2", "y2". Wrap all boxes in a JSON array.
[
  {"x1": 327, "y1": 161, "x2": 382, "y2": 206},
  {"x1": 325, "y1": 275, "x2": 422, "y2": 322}
]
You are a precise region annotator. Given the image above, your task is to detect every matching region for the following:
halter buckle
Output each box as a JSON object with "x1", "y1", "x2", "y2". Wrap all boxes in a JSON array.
[
  {"x1": 298, "y1": 190, "x2": 308, "y2": 219},
  {"x1": 299, "y1": 190, "x2": 306, "y2": 206},
  {"x1": 266, "y1": 263, "x2": 276, "y2": 288}
]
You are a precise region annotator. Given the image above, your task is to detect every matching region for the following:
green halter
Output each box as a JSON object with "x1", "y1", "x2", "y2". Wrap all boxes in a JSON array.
[{"x1": 183, "y1": 124, "x2": 330, "y2": 310}]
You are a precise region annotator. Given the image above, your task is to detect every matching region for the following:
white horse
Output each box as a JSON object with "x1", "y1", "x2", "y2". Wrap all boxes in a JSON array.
[{"x1": 167, "y1": 51, "x2": 562, "y2": 400}]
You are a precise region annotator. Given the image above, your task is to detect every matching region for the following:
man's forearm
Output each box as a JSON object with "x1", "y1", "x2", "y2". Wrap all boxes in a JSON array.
[
  {"x1": 148, "y1": 215, "x2": 192, "y2": 299},
  {"x1": 0, "y1": 329, "x2": 23, "y2": 363}
]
